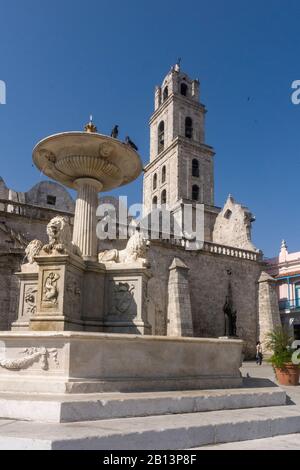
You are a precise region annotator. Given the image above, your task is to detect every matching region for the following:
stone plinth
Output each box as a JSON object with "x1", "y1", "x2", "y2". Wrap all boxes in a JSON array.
[
  {"x1": 30, "y1": 254, "x2": 85, "y2": 331},
  {"x1": 15, "y1": 255, "x2": 152, "y2": 334},
  {"x1": 12, "y1": 269, "x2": 38, "y2": 331},
  {"x1": 103, "y1": 263, "x2": 152, "y2": 335},
  {"x1": 258, "y1": 271, "x2": 282, "y2": 349},
  {"x1": 167, "y1": 258, "x2": 193, "y2": 337},
  {"x1": 0, "y1": 332, "x2": 243, "y2": 394}
]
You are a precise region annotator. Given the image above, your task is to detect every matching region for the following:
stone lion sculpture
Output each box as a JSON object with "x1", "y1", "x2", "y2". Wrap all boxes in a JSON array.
[
  {"x1": 42, "y1": 216, "x2": 74, "y2": 255},
  {"x1": 98, "y1": 230, "x2": 148, "y2": 265},
  {"x1": 24, "y1": 239, "x2": 43, "y2": 264}
]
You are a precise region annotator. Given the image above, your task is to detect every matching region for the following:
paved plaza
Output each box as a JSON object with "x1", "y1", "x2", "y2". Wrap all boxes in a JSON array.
[{"x1": 199, "y1": 361, "x2": 300, "y2": 450}]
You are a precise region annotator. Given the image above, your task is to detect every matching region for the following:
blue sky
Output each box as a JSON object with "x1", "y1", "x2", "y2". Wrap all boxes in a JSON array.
[{"x1": 0, "y1": 0, "x2": 299, "y2": 257}]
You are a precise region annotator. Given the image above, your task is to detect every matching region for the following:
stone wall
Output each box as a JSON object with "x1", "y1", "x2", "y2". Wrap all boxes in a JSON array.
[
  {"x1": 0, "y1": 252, "x2": 23, "y2": 330},
  {"x1": 148, "y1": 241, "x2": 262, "y2": 358},
  {"x1": 25, "y1": 181, "x2": 75, "y2": 213},
  {"x1": 0, "y1": 178, "x2": 9, "y2": 201}
]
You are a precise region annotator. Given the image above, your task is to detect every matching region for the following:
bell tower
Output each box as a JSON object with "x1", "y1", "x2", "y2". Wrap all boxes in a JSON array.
[{"x1": 143, "y1": 62, "x2": 218, "y2": 240}]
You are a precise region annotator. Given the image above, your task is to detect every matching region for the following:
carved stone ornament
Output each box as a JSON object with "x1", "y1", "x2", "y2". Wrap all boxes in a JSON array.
[
  {"x1": 66, "y1": 280, "x2": 81, "y2": 297},
  {"x1": 0, "y1": 347, "x2": 59, "y2": 371},
  {"x1": 99, "y1": 142, "x2": 113, "y2": 158},
  {"x1": 112, "y1": 282, "x2": 135, "y2": 316},
  {"x1": 99, "y1": 230, "x2": 148, "y2": 265},
  {"x1": 24, "y1": 239, "x2": 43, "y2": 264},
  {"x1": 43, "y1": 272, "x2": 60, "y2": 305},
  {"x1": 38, "y1": 149, "x2": 57, "y2": 164},
  {"x1": 41, "y1": 216, "x2": 75, "y2": 256},
  {"x1": 24, "y1": 287, "x2": 38, "y2": 315}
]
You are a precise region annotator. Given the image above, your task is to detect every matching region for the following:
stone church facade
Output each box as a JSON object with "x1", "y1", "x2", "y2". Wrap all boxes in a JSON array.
[
  {"x1": 142, "y1": 64, "x2": 273, "y2": 357},
  {"x1": 0, "y1": 64, "x2": 280, "y2": 357}
]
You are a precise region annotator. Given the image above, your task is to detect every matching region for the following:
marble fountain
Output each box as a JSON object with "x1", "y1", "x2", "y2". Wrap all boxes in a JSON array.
[{"x1": 0, "y1": 119, "x2": 243, "y2": 428}]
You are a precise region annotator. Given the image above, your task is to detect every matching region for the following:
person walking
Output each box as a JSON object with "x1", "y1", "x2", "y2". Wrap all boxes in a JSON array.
[{"x1": 256, "y1": 341, "x2": 263, "y2": 365}]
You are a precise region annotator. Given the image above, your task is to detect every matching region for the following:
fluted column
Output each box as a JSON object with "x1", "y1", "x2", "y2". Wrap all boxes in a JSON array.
[{"x1": 72, "y1": 178, "x2": 103, "y2": 261}]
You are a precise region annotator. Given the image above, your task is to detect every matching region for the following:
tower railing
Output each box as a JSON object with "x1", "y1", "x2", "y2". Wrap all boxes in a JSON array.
[{"x1": 202, "y1": 241, "x2": 262, "y2": 261}]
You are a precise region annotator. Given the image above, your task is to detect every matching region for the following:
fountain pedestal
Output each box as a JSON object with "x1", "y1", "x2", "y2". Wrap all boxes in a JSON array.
[
  {"x1": 103, "y1": 263, "x2": 152, "y2": 335},
  {"x1": 72, "y1": 178, "x2": 103, "y2": 261},
  {"x1": 29, "y1": 254, "x2": 85, "y2": 331},
  {"x1": 0, "y1": 332, "x2": 243, "y2": 395},
  {"x1": 14, "y1": 255, "x2": 152, "y2": 334}
]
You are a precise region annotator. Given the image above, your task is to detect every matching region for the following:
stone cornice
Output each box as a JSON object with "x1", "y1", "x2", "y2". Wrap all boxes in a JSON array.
[
  {"x1": 35, "y1": 253, "x2": 85, "y2": 270},
  {"x1": 176, "y1": 136, "x2": 215, "y2": 157},
  {"x1": 149, "y1": 93, "x2": 206, "y2": 125},
  {"x1": 144, "y1": 137, "x2": 215, "y2": 173},
  {"x1": 144, "y1": 140, "x2": 179, "y2": 172},
  {"x1": 174, "y1": 199, "x2": 221, "y2": 214}
]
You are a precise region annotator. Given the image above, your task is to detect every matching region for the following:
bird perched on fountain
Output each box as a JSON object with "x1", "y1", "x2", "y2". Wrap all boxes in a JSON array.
[
  {"x1": 111, "y1": 125, "x2": 119, "y2": 139},
  {"x1": 125, "y1": 136, "x2": 138, "y2": 151}
]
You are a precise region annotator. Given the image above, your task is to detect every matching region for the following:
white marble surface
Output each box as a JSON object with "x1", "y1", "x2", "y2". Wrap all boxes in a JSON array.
[
  {"x1": 0, "y1": 387, "x2": 286, "y2": 423},
  {"x1": 0, "y1": 332, "x2": 243, "y2": 394},
  {"x1": 200, "y1": 434, "x2": 300, "y2": 450},
  {"x1": 1, "y1": 404, "x2": 300, "y2": 449}
]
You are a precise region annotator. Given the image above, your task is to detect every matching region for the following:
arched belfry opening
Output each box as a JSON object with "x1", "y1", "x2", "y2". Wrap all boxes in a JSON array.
[{"x1": 158, "y1": 121, "x2": 165, "y2": 153}]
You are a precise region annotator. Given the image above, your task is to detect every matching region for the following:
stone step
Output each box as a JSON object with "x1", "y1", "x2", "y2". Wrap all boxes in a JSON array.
[
  {"x1": 0, "y1": 387, "x2": 286, "y2": 423},
  {"x1": 1, "y1": 404, "x2": 300, "y2": 450},
  {"x1": 197, "y1": 433, "x2": 300, "y2": 450}
]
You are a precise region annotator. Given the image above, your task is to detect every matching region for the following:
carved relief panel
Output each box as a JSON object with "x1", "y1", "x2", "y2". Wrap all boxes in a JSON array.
[
  {"x1": 19, "y1": 280, "x2": 38, "y2": 322},
  {"x1": 0, "y1": 347, "x2": 59, "y2": 371},
  {"x1": 65, "y1": 270, "x2": 82, "y2": 319},
  {"x1": 106, "y1": 278, "x2": 138, "y2": 321},
  {"x1": 24, "y1": 285, "x2": 38, "y2": 316},
  {"x1": 40, "y1": 269, "x2": 61, "y2": 310}
]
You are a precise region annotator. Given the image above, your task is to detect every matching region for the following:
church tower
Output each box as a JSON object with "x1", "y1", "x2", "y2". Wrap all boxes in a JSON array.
[{"x1": 143, "y1": 62, "x2": 219, "y2": 240}]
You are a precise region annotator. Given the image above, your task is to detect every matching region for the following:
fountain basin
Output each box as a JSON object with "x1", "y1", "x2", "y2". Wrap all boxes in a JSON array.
[{"x1": 33, "y1": 132, "x2": 142, "y2": 192}]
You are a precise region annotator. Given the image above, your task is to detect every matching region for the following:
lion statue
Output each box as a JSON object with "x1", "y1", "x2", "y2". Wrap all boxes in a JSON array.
[
  {"x1": 42, "y1": 216, "x2": 74, "y2": 255},
  {"x1": 98, "y1": 230, "x2": 148, "y2": 265},
  {"x1": 24, "y1": 239, "x2": 43, "y2": 264}
]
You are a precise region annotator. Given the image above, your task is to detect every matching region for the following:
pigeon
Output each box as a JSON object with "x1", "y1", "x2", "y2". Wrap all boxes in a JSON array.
[
  {"x1": 125, "y1": 136, "x2": 138, "y2": 151},
  {"x1": 111, "y1": 125, "x2": 119, "y2": 139}
]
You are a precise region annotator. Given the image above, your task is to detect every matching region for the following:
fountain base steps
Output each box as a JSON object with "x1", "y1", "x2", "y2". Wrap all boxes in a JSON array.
[
  {"x1": 2, "y1": 401, "x2": 300, "y2": 450},
  {"x1": 0, "y1": 387, "x2": 287, "y2": 423}
]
